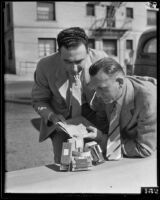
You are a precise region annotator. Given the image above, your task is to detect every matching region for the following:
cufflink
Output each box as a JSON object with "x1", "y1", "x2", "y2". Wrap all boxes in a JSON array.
[{"x1": 37, "y1": 106, "x2": 47, "y2": 111}]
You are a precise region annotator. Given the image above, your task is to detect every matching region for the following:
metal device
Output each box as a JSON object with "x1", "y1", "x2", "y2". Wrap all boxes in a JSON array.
[
  {"x1": 60, "y1": 138, "x2": 104, "y2": 171},
  {"x1": 84, "y1": 141, "x2": 105, "y2": 165}
]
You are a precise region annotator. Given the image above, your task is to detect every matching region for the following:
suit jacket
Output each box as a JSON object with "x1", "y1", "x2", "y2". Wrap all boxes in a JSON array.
[
  {"x1": 90, "y1": 76, "x2": 157, "y2": 158},
  {"x1": 31, "y1": 48, "x2": 107, "y2": 142}
]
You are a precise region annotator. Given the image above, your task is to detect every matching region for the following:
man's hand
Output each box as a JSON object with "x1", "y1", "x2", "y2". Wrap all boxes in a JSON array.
[
  {"x1": 85, "y1": 126, "x2": 103, "y2": 140},
  {"x1": 48, "y1": 112, "x2": 66, "y2": 125}
]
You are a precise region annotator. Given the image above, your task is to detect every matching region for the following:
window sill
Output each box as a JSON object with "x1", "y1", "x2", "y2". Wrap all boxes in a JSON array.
[
  {"x1": 36, "y1": 19, "x2": 57, "y2": 22},
  {"x1": 85, "y1": 15, "x2": 96, "y2": 17}
]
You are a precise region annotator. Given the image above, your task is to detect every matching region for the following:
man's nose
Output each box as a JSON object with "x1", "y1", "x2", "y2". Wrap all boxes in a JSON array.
[
  {"x1": 96, "y1": 89, "x2": 102, "y2": 98},
  {"x1": 72, "y1": 64, "x2": 78, "y2": 73}
]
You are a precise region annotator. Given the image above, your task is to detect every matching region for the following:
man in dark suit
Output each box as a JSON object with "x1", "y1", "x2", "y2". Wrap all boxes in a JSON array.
[
  {"x1": 85, "y1": 57, "x2": 157, "y2": 158},
  {"x1": 31, "y1": 27, "x2": 108, "y2": 164}
]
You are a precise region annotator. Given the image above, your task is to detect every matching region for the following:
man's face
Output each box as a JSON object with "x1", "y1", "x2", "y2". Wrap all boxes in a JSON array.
[
  {"x1": 60, "y1": 43, "x2": 88, "y2": 76},
  {"x1": 90, "y1": 69, "x2": 123, "y2": 104}
]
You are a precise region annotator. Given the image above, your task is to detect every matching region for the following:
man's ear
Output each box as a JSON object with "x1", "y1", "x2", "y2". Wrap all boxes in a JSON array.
[
  {"x1": 116, "y1": 76, "x2": 124, "y2": 87},
  {"x1": 86, "y1": 47, "x2": 89, "y2": 54}
]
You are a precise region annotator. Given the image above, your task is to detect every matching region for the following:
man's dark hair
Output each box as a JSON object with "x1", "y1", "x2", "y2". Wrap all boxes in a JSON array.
[
  {"x1": 89, "y1": 57, "x2": 125, "y2": 77},
  {"x1": 57, "y1": 27, "x2": 88, "y2": 50}
]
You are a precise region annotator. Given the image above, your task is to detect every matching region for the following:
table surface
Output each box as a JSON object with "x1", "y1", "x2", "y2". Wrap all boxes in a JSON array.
[{"x1": 5, "y1": 153, "x2": 157, "y2": 194}]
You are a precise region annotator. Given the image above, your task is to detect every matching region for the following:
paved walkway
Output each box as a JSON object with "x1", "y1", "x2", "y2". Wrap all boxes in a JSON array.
[
  {"x1": 4, "y1": 74, "x2": 34, "y2": 82},
  {"x1": 4, "y1": 74, "x2": 34, "y2": 104},
  {"x1": 5, "y1": 74, "x2": 54, "y2": 172}
]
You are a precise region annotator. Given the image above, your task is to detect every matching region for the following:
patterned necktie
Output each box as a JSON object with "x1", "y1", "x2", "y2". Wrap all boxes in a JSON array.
[
  {"x1": 106, "y1": 102, "x2": 122, "y2": 160},
  {"x1": 70, "y1": 74, "x2": 82, "y2": 118}
]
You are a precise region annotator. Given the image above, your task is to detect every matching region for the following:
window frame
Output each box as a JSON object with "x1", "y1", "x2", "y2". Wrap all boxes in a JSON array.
[
  {"x1": 126, "y1": 40, "x2": 133, "y2": 50},
  {"x1": 103, "y1": 39, "x2": 117, "y2": 56},
  {"x1": 147, "y1": 10, "x2": 157, "y2": 25},
  {"x1": 38, "y1": 38, "x2": 56, "y2": 58},
  {"x1": 106, "y1": 5, "x2": 115, "y2": 18},
  {"x1": 86, "y1": 3, "x2": 95, "y2": 16},
  {"x1": 106, "y1": 6, "x2": 116, "y2": 27},
  {"x1": 126, "y1": 7, "x2": 133, "y2": 19},
  {"x1": 37, "y1": 2, "x2": 56, "y2": 21}
]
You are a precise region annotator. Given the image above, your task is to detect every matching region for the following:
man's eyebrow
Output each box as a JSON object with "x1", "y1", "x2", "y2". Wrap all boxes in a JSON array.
[
  {"x1": 63, "y1": 59, "x2": 71, "y2": 63},
  {"x1": 75, "y1": 59, "x2": 84, "y2": 63},
  {"x1": 63, "y1": 58, "x2": 84, "y2": 63},
  {"x1": 98, "y1": 85, "x2": 109, "y2": 89}
]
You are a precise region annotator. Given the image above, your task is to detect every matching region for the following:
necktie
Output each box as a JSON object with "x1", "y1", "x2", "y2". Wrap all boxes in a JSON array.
[
  {"x1": 70, "y1": 74, "x2": 82, "y2": 118},
  {"x1": 106, "y1": 102, "x2": 122, "y2": 160}
]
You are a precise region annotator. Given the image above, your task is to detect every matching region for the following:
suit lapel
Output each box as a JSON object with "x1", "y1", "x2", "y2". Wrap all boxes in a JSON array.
[
  {"x1": 57, "y1": 79, "x2": 69, "y2": 100},
  {"x1": 120, "y1": 79, "x2": 135, "y2": 129},
  {"x1": 55, "y1": 61, "x2": 69, "y2": 101}
]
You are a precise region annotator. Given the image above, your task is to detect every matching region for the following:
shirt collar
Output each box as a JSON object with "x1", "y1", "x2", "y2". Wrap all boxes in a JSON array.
[{"x1": 115, "y1": 80, "x2": 127, "y2": 107}]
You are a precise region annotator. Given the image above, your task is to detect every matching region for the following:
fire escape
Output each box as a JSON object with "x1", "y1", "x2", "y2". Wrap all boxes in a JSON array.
[{"x1": 89, "y1": 2, "x2": 131, "y2": 38}]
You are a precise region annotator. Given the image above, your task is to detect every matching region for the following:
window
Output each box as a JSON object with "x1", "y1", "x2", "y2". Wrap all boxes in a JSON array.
[
  {"x1": 103, "y1": 40, "x2": 117, "y2": 56},
  {"x1": 8, "y1": 39, "x2": 12, "y2": 60},
  {"x1": 126, "y1": 7, "x2": 133, "y2": 18},
  {"x1": 106, "y1": 6, "x2": 115, "y2": 18},
  {"x1": 147, "y1": 10, "x2": 156, "y2": 25},
  {"x1": 37, "y1": 2, "x2": 55, "y2": 21},
  {"x1": 6, "y1": 3, "x2": 11, "y2": 26},
  {"x1": 88, "y1": 39, "x2": 95, "y2": 49},
  {"x1": 106, "y1": 6, "x2": 115, "y2": 27},
  {"x1": 38, "y1": 38, "x2": 56, "y2": 57},
  {"x1": 86, "y1": 4, "x2": 95, "y2": 16},
  {"x1": 126, "y1": 40, "x2": 133, "y2": 50},
  {"x1": 143, "y1": 38, "x2": 157, "y2": 53}
]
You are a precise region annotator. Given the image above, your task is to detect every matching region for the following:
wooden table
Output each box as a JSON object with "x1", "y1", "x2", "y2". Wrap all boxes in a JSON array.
[{"x1": 5, "y1": 153, "x2": 157, "y2": 193}]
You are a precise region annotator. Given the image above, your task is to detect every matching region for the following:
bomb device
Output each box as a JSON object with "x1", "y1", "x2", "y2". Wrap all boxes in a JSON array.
[{"x1": 60, "y1": 138, "x2": 104, "y2": 171}]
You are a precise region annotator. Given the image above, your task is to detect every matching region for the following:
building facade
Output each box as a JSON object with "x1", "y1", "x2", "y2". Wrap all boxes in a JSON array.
[{"x1": 4, "y1": 1, "x2": 157, "y2": 75}]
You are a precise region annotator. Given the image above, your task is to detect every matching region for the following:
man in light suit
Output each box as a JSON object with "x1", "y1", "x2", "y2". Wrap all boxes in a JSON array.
[
  {"x1": 31, "y1": 27, "x2": 108, "y2": 164},
  {"x1": 85, "y1": 57, "x2": 157, "y2": 158}
]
